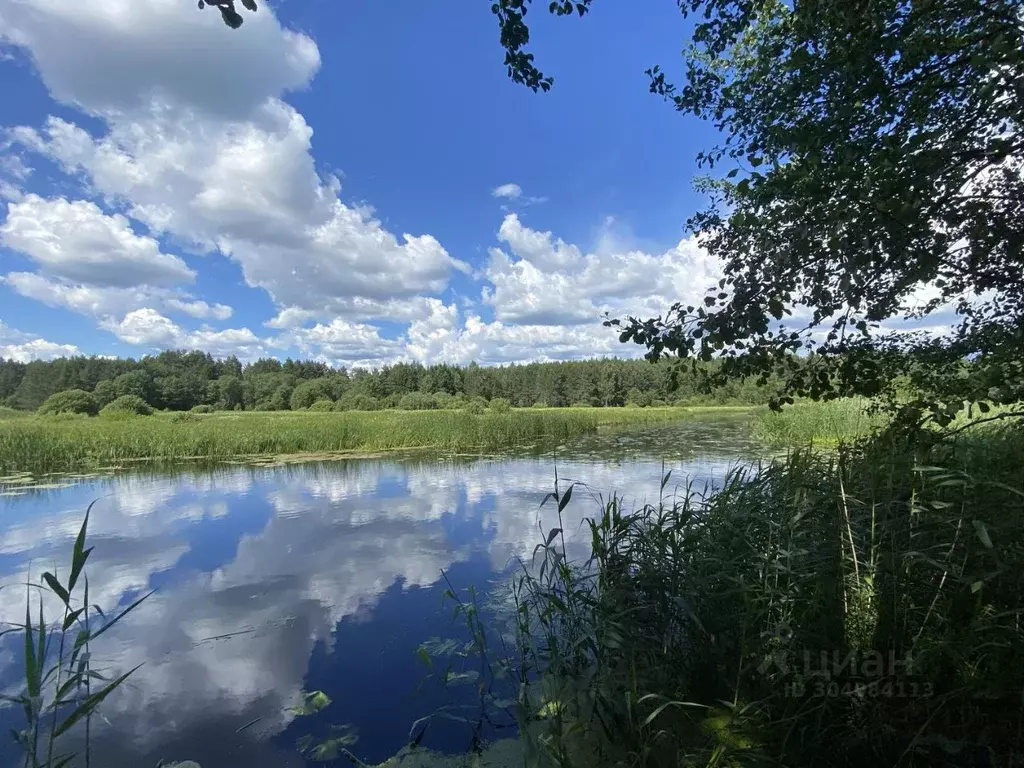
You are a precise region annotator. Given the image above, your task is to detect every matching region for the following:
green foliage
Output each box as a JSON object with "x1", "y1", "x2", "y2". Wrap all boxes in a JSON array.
[
  {"x1": 7, "y1": 506, "x2": 149, "y2": 768},
  {"x1": 169, "y1": 411, "x2": 202, "y2": 424},
  {"x1": 290, "y1": 690, "x2": 332, "y2": 716},
  {"x1": 37, "y1": 390, "x2": 98, "y2": 417},
  {"x1": 464, "y1": 397, "x2": 488, "y2": 415},
  {"x1": 0, "y1": 407, "x2": 708, "y2": 474},
  {"x1": 753, "y1": 398, "x2": 888, "y2": 446},
  {"x1": 113, "y1": 370, "x2": 151, "y2": 402},
  {"x1": 397, "y1": 392, "x2": 438, "y2": 411},
  {"x1": 435, "y1": 424, "x2": 1024, "y2": 766},
  {"x1": 603, "y1": 0, "x2": 1024, "y2": 418},
  {"x1": 190, "y1": 404, "x2": 215, "y2": 414},
  {"x1": 92, "y1": 379, "x2": 117, "y2": 408},
  {"x1": 308, "y1": 399, "x2": 334, "y2": 412},
  {"x1": 335, "y1": 393, "x2": 381, "y2": 412},
  {"x1": 0, "y1": 356, "x2": 778, "y2": 420},
  {"x1": 626, "y1": 387, "x2": 652, "y2": 408},
  {"x1": 290, "y1": 378, "x2": 335, "y2": 410},
  {"x1": 489, "y1": 397, "x2": 511, "y2": 413},
  {"x1": 215, "y1": 374, "x2": 243, "y2": 410},
  {"x1": 100, "y1": 395, "x2": 154, "y2": 417}
]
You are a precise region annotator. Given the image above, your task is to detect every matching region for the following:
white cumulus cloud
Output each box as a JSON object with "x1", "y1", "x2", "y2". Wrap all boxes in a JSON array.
[
  {"x1": 1, "y1": 194, "x2": 195, "y2": 287},
  {"x1": 101, "y1": 308, "x2": 265, "y2": 359},
  {"x1": 0, "y1": 320, "x2": 79, "y2": 361}
]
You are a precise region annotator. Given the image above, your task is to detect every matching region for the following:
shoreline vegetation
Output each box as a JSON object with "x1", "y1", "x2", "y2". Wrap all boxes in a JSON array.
[
  {"x1": 4, "y1": 402, "x2": 1022, "y2": 766},
  {"x1": 0, "y1": 405, "x2": 752, "y2": 476}
]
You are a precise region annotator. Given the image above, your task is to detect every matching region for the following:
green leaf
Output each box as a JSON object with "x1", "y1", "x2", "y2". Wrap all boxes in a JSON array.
[
  {"x1": 557, "y1": 483, "x2": 574, "y2": 512},
  {"x1": 42, "y1": 572, "x2": 70, "y2": 606},
  {"x1": 417, "y1": 646, "x2": 432, "y2": 671},
  {"x1": 63, "y1": 607, "x2": 85, "y2": 631},
  {"x1": 291, "y1": 690, "x2": 332, "y2": 716},
  {"x1": 54, "y1": 664, "x2": 143, "y2": 738},
  {"x1": 24, "y1": 592, "x2": 39, "y2": 699},
  {"x1": 68, "y1": 503, "x2": 94, "y2": 594},
  {"x1": 90, "y1": 590, "x2": 154, "y2": 644}
]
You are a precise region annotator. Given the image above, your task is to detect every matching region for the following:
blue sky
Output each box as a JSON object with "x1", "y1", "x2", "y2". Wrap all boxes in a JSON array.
[{"x1": 0, "y1": 0, "x2": 725, "y2": 366}]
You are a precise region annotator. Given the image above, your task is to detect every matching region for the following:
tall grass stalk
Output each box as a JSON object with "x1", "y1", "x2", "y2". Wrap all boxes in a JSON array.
[
  {"x1": 1, "y1": 505, "x2": 150, "y2": 768},
  {"x1": 427, "y1": 421, "x2": 1024, "y2": 766},
  {"x1": 753, "y1": 397, "x2": 887, "y2": 446}
]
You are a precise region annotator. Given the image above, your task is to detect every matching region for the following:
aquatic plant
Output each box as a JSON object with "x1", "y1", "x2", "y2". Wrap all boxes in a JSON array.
[
  {"x1": 422, "y1": 421, "x2": 1024, "y2": 765},
  {"x1": 752, "y1": 397, "x2": 886, "y2": 446},
  {"x1": 3, "y1": 504, "x2": 150, "y2": 768}
]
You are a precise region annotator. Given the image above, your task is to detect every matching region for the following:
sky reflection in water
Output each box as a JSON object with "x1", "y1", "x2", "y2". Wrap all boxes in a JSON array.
[{"x1": 0, "y1": 416, "x2": 760, "y2": 766}]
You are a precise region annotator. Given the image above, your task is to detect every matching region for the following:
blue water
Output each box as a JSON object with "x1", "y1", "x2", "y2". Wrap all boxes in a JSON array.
[{"x1": 0, "y1": 417, "x2": 759, "y2": 767}]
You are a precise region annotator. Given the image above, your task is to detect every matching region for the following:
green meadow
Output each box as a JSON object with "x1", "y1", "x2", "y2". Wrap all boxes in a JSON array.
[{"x1": 0, "y1": 405, "x2": 741, "y2": 475}]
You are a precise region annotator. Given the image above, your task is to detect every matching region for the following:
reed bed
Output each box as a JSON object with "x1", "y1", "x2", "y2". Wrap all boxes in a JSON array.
[{"x1": 0, "y1": 406, "x2": 720, "y2": 474}]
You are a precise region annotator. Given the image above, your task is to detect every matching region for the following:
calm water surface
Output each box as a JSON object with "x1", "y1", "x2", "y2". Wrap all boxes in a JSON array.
[{"x1": 0, "y1": 415, "x2": 761, "y2": 767}]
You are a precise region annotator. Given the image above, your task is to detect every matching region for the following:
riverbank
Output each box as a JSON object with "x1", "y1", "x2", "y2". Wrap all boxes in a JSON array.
[
  {"x1": 752, "y1": 397, "x2": 885, "y2": 445},
  {"x1": 487, "y1": 416, "x2": 1024, "y2": 766},
  {"x1": 0, "y1": 405, "x2": 751, "y2": 475}
]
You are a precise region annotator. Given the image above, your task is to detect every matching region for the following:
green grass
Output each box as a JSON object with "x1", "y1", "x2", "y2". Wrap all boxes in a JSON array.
[
  {"x1": 445, "y1": 418, "x2": 1024, "y2": 766},
  {"x1": 0, "y1": 406, "x2": 730, "y2": 475},
  {"x1": 753, "y1": 397, "x2": 889, "y2": 445},
  {"x1": 753, "y1": 397, "x2": 1024, "y2": 447}
]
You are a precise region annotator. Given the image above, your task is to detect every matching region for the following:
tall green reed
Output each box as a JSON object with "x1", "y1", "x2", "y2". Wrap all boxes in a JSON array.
[
  {"x1": 424, "y1": 421, "x2": 1024, "y2": 766},
  {"x1": 2, "y1": 504, "x2": 150, "y2": 768}
]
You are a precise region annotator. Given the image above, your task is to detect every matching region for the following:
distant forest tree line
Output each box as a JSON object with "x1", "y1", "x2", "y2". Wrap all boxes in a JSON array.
[{"x1": 0, "y1": 352, "x2": 782, "y2": 413}]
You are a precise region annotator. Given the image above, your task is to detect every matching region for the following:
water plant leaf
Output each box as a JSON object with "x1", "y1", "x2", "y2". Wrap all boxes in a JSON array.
[
  {"x1": 417, "y1": 646, "x2": 432, "y2": 670},
  {"x1": 68, "y1": 503, "x2": 94, "y2": 593},
  {"x1": 90, "y1": 590, "x2": 154, "y2": 644},
  {"x1": 557, "y1": 483, "x2": 574, "y2": 512},
  {"x1": 42, "y1": 572, "x2": 70, "y2": 606},
  {"x1": 62, "y1": 607, "x2": 85, "y2": 631},
  {"x1": 53, "y1": 664, "x2": 143, "y2": 737},
  {"x1": 24, "y1": 593, "x2": 39, "y2": 699},
  {"x1": 292, "y1": 690, "x2": 332, "y2": 716}
]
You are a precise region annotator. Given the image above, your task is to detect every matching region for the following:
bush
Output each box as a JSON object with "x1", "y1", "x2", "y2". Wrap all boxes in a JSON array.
[
  {"x1": 335, "y1": 393, "x2": 381, "y2": 411},
  {"x1": 464, "y1": 398, "x2": 487, "y2": 415},
  {"x1": 532, "y1": 401, "x2": 549, "y2": 409},
  {"x1": 570, "y1": 401, "x2": 593, "y2": 408},
  {"x1": 191, "y1": 404, "x2": 215, "y2": 414},
  {"x1": 432, "y1": 391, "x2": 454, "y2": 409},
  {"x1": 38, "y1": 389, "x2": 99, "y2": 416},
  {"x1": 489, "y1": 397, "x2": 511, "y2": 413},
  {"x1": 93, "y1": 379, "x2": 117, "y2": 407},
  {"x1": 651, "y1": 399, "x2": 668, "y2": 407},
  {"x1": 398, "y1": 392, "x2": 438, "y2": 410},
  {"x1": 308, "y1": 399, "x2": 335, "y2": 412},
  {"x1": 290, "y1": 379, "x2": 335, "y2": 410},
  {"x1": 100, "y1": 395, "x2": 154, "y2": 417},
  {"x1": 626, "y1": 388, "x2": 653, "y2": 408},
  {"x1": 169, "y1": 411, "x2": 202, "y2": 423}
]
